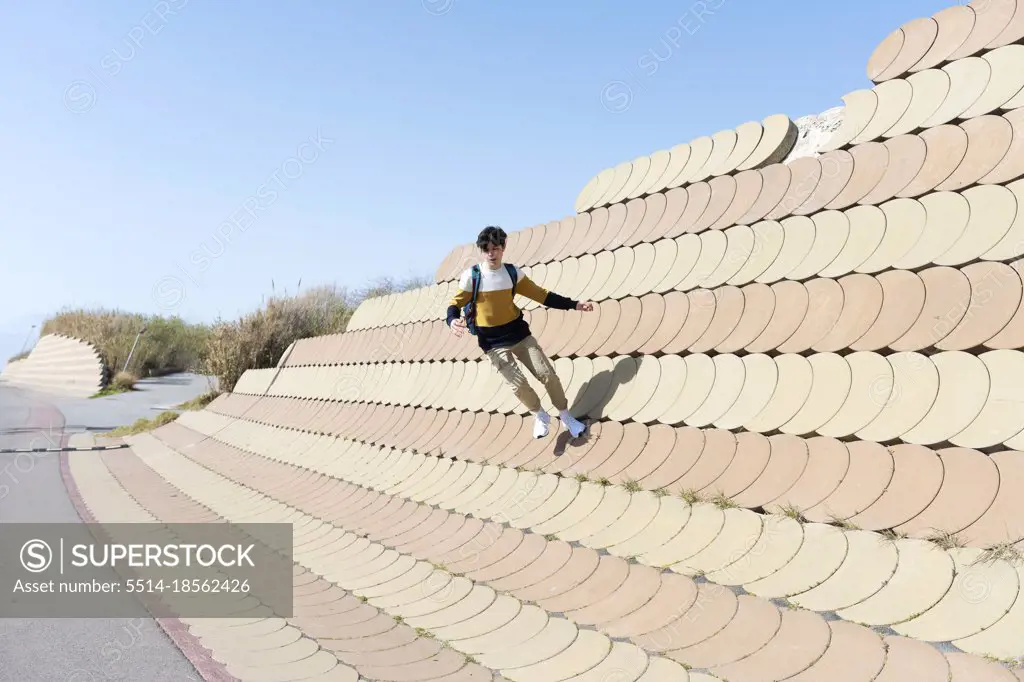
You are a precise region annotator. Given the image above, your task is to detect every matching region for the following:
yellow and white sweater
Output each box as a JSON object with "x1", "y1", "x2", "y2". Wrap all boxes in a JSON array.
[{"x1": 446, "y1": 263, "x2": 578, "y2": 351}]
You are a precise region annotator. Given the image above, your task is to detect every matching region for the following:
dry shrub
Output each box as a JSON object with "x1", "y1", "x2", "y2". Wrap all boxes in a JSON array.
[
  {"x1": 41, "y1": 309, "x2": 209, "y2": 378},
  {"x1": 111, "y1": 371, "x2": 138, "y2": 391}
]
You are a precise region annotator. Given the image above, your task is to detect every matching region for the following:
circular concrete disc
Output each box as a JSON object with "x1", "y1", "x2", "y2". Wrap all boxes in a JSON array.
[
  {"x1": 746, "y1": 280, "x2": 808, "y2": 352},
  {"x1": 628, "y1": 194, "x2": 667, "y2": 246},
  {"x1": 899, "y1": 125, "x2": 969, "y2": 199},
  {"x1": 635, "y1": 239, "x2": 676, "y2": 297},
  {"x1": 617, "y1": 156, "x2": 653, "y2": 203},
  {"x1": 728, "y1": 220, "x2": 784, "y2": 285},
  {"x1": 645, "y1": 188, "x2": 687, "y2": 244},
  {"x1": 700, "y1": 129, "x2": 738, "y2": 179},
  {"x1": 648, "y1": 144, "x2": 691, "y2": 195},
  {"x1": 950, "y1": 0, "x2": 1018, "y2": 59},
  {"x1": 896, "y1": 447, "x2": 998, "y2": 539},
  {"x1": 773, "y1": 436, "x2": 849, "y2": 514},
  {"x1": 862, "y1": 198, "x2": 927, "y2": 272},
  {"x1": 891, "y1": 72, "x2": 947, "y2": 133},
  {"x1": 813, "y1": 273, "x2": 884, "y2": 352},
  {"x1": 670, "y1": 136, "x2": 714, "y2": 188},
  {"x1": 922, "y1": 57, "x2": 992, "y2": 126},
  {"x1": 676, "y1": 230, "x2": 727, "y2": 291},
  {"x1": 980, "y1": 109, "x2": 1024, "y2": 186},
  {"x1": 637, "y1": 291, "x2": 690, "y2": 355},
  {"x1": 595, "y1": 162, "x2": 634, "y2": 208},
  {"x1": 616, "y1": 244, "x2": 655, "y2": 299},
  {"x1": 690, "y1": 286, "x2": 745, "y2": 353},
  {"x1": 659, "y1": 353, "x2": 716, "y2": 425},
  {"x1": 796, "y1": 150, "x2": 854, "y2": 215},
  {"x1": 675, "y1": 182, "x2": 713, "y2": 236},
  {"x1": 632, "y1": 355, "x2": 687, "y2": 425},
  {"x1": 911, "y1": 5, "x2": 976, "y2": 71},
  {"x1": 822, "y1": 90, "x2": 878, "y2": 152},
  {"x1": 617, "y1": 293, "x2": 665, "y2": 354},
  {"x1": 848, "y1": 443, "x2": 944, "y2": 531},
  {"x1": 856, "y1": 351, "x2": 939, "y2": 442},
  {"x1": 964, "y1": 45, "x2": 1024, "y2": 117},
  {"x1": 817, "y1": 351, "x2": 894, "y2": 437},
  {"x1": 780, "y1": 352, "x2": 851, "y2": 436},
  {"x1": 937, "y1": 115, "x2": 1014, "y2": 191},
  {"x1": 827, "y1": 142, "x2": 888, "y2": 210},
  {"x1": 990, "y1": 0, "x2": 1024, "y2": 48},
  {"x1": 693, "y1": 175, "x2": 737, "y2": 233},
  {"x1": 718, "y1": 282, "x2": 775, "y2": 353},
  {"x1": 600, "y1": 202, "x2": 629, "y2": 252},
  {"x1": 714, "y1": 353, "x2": 778, "y2": 430},
  {"x1": 937, "y1": 183, "x2": 1017, "y2": 266},
  {"x1": 891, "y1": 266, "x2": 972, "y2": 351},
  {"x1": 722, "y1": 120, "x2": 765, "y2": 174},
  {"x1": 852, "y1": 270, "x2": 926, "y2": 351},
  {"x1": 860, "y1": 135, "x2": 928, "y2": 207},
  {"x1": 753, "y1": 218, "x2": 811, "y2": 285},
  {"x1": 854, "y1": 80, "x2": 913, "y2": 143},
  {"x1": 576, "y1": 170, "x2": 608, "y2": 213},
  {"x1": 738, "y1": 114, "x2": 798, "y2": 170},
  {"x1": 767, "y1": 157, "x2": 820, "y2": 220},
  {"x1": 617, "y1": 197, "x2": 648, "y2": 247},
  {"x1": 776, "y1": 277, "x2": 844, "y2": 353},
  {"x1": 704, "y1": 225, "x2": 754, "y2": 288},
  {"x1": 634, "y1": 150, "x2": 673, "y2": 197},
  {"x1": 715, "y1": 169, "x2": 763, "y2": 230},
  {"x1": 822, "y1": 205, "x2": 886, "y2": 277},
  {"x1": 596, "y1": 296, "x2": 642, "y2": 355},
  {"x1": 593, "y1": 247, "x2": 633, "y2": 300},
  {"x1": 896, "y1": 191, "x2": 970, "y2": 268},
  {"x1": 867, "y1": 27, "x2": 905, "y2": 82},
  {"x1": 744, "y1": 354, "x2": 813, "y2": 433},
  {"x1": 876, "y1": 17, "x2": 939, "y2": 82},
  {"x1": 686, "y1": 353, "x2": 746, "y2": 427},
  {"x1": 903, "y1": 351, "x2": 991, "y2": 445},
  {"x1": 951, "y1": 349, "x2": 1024, "y2": 447},
  {"x1": 663, "y1": 289, "x2": 717, "y2": 354},
  {"x1": 738, "y1": 164, "x2": 791, "y2": 225},
  {"x1": 788, "y1": 210, "x2": 849, "y2": 280},
  {"x1": 554, "y1": 214, "x2": 589, "y2": 262}
]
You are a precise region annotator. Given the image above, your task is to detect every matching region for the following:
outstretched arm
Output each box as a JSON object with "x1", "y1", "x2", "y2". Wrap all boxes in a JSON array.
[{"x1": 515, "y1": 275, "x2": 579, "y2": 310}]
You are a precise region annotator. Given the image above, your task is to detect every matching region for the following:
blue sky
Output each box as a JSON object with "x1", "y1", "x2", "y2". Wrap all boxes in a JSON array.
[{"x1": 0, "y1": 0, "x2": 956, "y2": 362}]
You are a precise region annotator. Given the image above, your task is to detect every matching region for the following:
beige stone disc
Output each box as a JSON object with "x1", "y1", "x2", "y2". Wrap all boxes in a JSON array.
[
  {"x1": 817, "y1": 351, "x2": 894, "y2": 438},
  {"x1": 860, "y1": 198, "x2": 927, "y2": 273},
  {"x1": 902, "y1": 350, "x2": 991, "y2": 445},
  {"x1": 891, "y1": 266, "x2": 972, "y2": 351},
  {"x1": 867, "y1": 27, "x2": 905, "y2": 82},
  {"x1": 787, "y1": 210, "x2": 850, "y2": 281},
  {"x1": 779, "y1": 352, "x2": 852, "y2": 436},
  {"x1": 745, "y1": 280, "x2": 808, "y2": 352},
  {"x1": 755, "y1": 216, "x2": 815, "y2": 283},
  {"x1": 713, "y1": 168, "x2": 763, "y2": 230},
  {"x1": 921, "y1": 57, "x2": 992, "y2": 127},
  {"x1": 950, "y1": 0, "x2": 1018, "y2": 59},
  {"x1": 795, "y1": 150, "x2": 854, "y2": 215},
  {"x1": 727, "y1": 220, "x2": 785, "y2": 285},
  {"x1": 648, "y1": 144, "x2": 691, "y2": 195},
  {"x1": 616, "y1": 156, "x2": 653, "y2": 204},
  {"x1": 850, "y1": 270, "x2": 926, "y2": 351},
  {"x1": 743, "y1": 354, "x2": 813, "y2": 433},
  {"x1": 876, "y1": 17, "x2": 939, "y2": 82},
  {"x1": 722, "y1": 120, "x2": 765, "y2": 175},
  {"x1": 820, "y1": 205, "x2": 886, "y2": 277},
  {"x1": 714, "y1": 354, "x2": 778, "y2": 430},
  {"x1": 717, "y1": 282, "x2": 776, "y2": 354},
  {"x1": 936, "y1": 183, "x2": 1017, "y2": 266},
  {"x1": 828, "y1": 141, "x2": 889, "y2": 210},
  {"x1": 669, "y1": 136, "x2": 714, "y2": 188},
  {"x1": 911, "y1": 5, "x2": 976, "y2": 72},
  {"x1": 895, "y1": 191, "x2": 970, "y2": 269},
  {"x1": 633, "y1": 149, "x2": 673, "y2": 197},
  {"x1": 853, "y1": 80, "x2": 913, "y2": 144},
  {"x1": 856, "y1": 351, "x2": 940, "y2": 442},
  {"x1": 980, "y1": 108, "x2": 1024, "y2": 186},
  {"x1": 737, "y1": 114, "x2": 798, "y2": 170},
  {"x1": 813, "y1": 272, "x2": 884, "y2": 352},
  {"x1": 950, "y1": 349, "x2": 1024, "y2": 448},
  {"x1": 703, "y1": 224, "x2": 754, "y2": 288},
  {"x1": 898, "y1": 124, "x2": 968, "y2": 197},
  {"x1": 964, "y1": 45, "x2": 1024, "y2": 117},
  {"x1": 821, "y1": 90, "x2": 878, "y2": 152},
  {"x1": 858, "y1": 135, "x2": 927, "y2": 207},
  {"x1": 936, "y1": 114, "x2": 1013, "y2": 192},
  {"x1": 888, "y1": 69, "x2": 950, "y2": 136},
  {"x1": 699, "y1": 129, "x2": 738, "y2": 180},
  {"x1": 738, "y1": 163, "x2": 790, "y2": 224}
]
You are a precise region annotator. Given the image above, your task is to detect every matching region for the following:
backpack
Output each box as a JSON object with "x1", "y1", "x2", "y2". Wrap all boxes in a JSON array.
[{"x1": 463, "y1": 263, "x2": 518, "y2": 336}]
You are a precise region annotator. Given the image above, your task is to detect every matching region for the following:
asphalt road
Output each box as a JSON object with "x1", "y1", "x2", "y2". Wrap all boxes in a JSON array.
[{"x1": 0, "y1": 376, "x2": 215, "y2": 682}]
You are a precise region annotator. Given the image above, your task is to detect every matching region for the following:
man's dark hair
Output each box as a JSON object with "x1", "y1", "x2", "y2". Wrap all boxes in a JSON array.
[{"x1": 476, "y1": 226, "x2": 507, "y2": 251}]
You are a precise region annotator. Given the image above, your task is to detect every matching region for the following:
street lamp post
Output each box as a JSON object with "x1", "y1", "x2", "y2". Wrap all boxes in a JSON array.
[{"x1": 122, "y1": 325, "x2": 148, "y2": 374}]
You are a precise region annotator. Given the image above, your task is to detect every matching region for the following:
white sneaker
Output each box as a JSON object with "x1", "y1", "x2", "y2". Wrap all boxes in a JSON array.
[
  {"x1": 559, "y1": 410, "x2": 586, "y2": 438},
  {"x1": 533, "y1": 411, "x2": 551, "y2": 438}
]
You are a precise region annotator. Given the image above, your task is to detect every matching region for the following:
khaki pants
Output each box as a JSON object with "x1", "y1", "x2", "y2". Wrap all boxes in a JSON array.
[{"x1": 486, "y1": 335, "x2": 567, "y2": 412}]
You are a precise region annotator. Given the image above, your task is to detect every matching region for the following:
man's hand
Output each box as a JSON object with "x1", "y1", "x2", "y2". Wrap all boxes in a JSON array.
[
  {"x1": 449, "y1": 318, "x2": 467, "y2": 337},
  {"x1": 576, "y1": 301, "x2": 595, "y2": 312}
]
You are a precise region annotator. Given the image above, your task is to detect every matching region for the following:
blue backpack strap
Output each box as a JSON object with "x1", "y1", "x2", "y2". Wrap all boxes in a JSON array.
[
  {"x1": 462, "y1": 265, "x2": 482, "y2": 335},
  {"x1": 505, "y1": 263, "x2": 517, "y2": 294}
]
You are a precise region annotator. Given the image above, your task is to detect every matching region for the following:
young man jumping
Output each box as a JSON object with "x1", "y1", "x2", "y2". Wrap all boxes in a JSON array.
[{"x1": 447, "y1": 225, "x2": 594, "y2": 439}]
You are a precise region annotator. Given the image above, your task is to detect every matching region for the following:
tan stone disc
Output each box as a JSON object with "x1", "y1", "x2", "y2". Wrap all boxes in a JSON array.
[
  {"x1": 897, "y1": 124, "x2": 969, "y2": 198},
  {"x1": 737, "y1": 164, "x2": 791, "y2": 225},
  {"x1": 936, "y1": 114, "x2": 1013, "y2": 192},
  {"x1": 712, "y1": 169, "x2": 763, "y2": 230},
  {"x1": 887, "y1": 68, "x2": 950, "y2": 136},
  {"x1": 921, "y1": 57, "x2": 992, "y2": 127},
  {"x1": 875, "y1": 17, "x2": 939, "y2": 82},
  {"x1": 853, "y1": 80, "x2": 913, "y2": 144},
  {"x1": 867, "y1": 27, "x2": 905, "y2": 82},
  {"x1": 821, "y1": 89, "x2": 878, "y2": 152},
  {"x1": 850, "y1": 270, "x2": 926, "y2": 352},
  {"x1": 858, "y1": 134, "x2": 927, "y2": 206},
  {"x1": 911, "y1": 4, "x2": 976, "y2": 72},
  {"x1": 949, "y1": 0, "x2": 1018, "y2": 59},
  {"x1": 826, "y1": 142, "x2": 888, "y2": 210}
]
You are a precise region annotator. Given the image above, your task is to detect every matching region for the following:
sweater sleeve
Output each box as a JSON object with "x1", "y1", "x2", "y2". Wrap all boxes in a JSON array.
[
  {"x1": 446, "y1": 270, "x2": 473, "y2": 325},
  {"x1": 515, "y1": 274, "x2": 577, "y2": 310}
]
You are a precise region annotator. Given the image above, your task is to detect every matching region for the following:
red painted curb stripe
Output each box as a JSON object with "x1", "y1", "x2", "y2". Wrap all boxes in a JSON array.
[{"x1": 57, "y1": 437, "x2": 240, "y2": 682}]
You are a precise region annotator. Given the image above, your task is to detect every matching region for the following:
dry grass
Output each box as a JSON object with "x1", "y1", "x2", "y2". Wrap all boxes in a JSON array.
[
  {"x1": 37, "y1": 274, "x2": 429, "y2": 395},
  {"x1": 106, "y1": 410, "x2": 182, "y2": 437},
  {"x1": 6, "y1": 350, "x2": 29, "y2": 364}
]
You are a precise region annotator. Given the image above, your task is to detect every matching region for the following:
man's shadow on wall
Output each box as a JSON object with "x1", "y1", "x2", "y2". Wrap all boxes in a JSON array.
[{"x1": 551, "y1": 359, "x2": 638, "y2": 458}]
